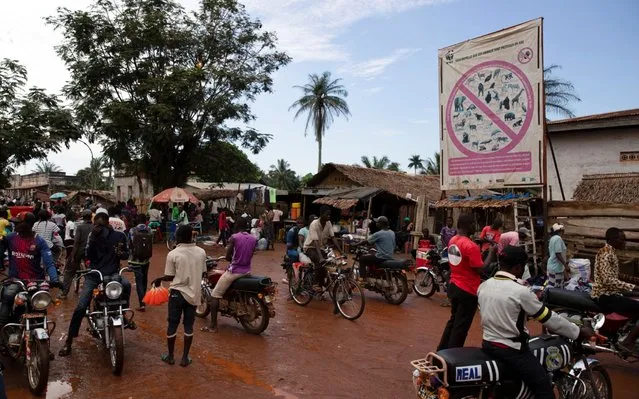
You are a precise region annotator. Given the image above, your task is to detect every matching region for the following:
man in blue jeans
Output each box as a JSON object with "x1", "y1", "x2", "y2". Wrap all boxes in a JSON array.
[{"x1": 58, "y1": 211, "x2": 133, "y2": 357}]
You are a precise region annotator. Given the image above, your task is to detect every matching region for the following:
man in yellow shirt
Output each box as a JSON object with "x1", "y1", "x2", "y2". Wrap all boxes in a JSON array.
[{"x1": 0, "y1": 209, "x2": 10, "y2": 237}]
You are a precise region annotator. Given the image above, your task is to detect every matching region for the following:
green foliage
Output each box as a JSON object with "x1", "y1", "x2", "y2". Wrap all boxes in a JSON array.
[
  {"x1": 299, "y1": 172, "x2": 314, "y2": 187},
  {"x1": 48, "y1": 0, "x2": 290, "y2": 191},
  {"x1": 544, "y1": 64, "x2": 581, "y2": 119},
  {"x1": 75, "y1": 156, "x2": 111, "y2": 190},
  {"x1": 0, "y1": 59, "x2": 79, "y2": 188},
  {"x1": 265, "y1": 159, "x2": 299, "y2": 191},
  {"x1": 407, "y1": 154, "x2": 424, "y2": 174},
  {"x1": 360, "y1": 155, "x2": 400, "y2": 171},
  {"x1": 422, "y1": 152, "x2": 440, "y2": 175},
  {"x1": 192, "y1": 141, "x2": 261, "y2": 183},
  {"x1": 290, "y1": 71, "x2": 350, "y2": 172},
  {"x1": 32, "y1": 161, "x2": 62, "y2": 174}
]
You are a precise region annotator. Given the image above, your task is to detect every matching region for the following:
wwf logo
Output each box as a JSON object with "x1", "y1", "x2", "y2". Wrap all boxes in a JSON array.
[{"x1": 446, "y1": 50, "x2": 454, "y2": 62}]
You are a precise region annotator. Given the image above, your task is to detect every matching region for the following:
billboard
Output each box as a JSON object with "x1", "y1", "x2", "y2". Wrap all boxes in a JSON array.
[{"x1": 439, "y1": 19, "x2": 544, "y2": 190}]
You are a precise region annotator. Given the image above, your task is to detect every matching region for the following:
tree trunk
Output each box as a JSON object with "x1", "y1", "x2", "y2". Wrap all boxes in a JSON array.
[{"x1": 317, "y1": 135, "x2": 322, "y2": 173}]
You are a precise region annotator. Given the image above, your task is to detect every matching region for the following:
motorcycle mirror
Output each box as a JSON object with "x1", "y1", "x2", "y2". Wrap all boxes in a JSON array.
[{"x1": 593, "y1": 313, "x2": 605, "y2": 330}]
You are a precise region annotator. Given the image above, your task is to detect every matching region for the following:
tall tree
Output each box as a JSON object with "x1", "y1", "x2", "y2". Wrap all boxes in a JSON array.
[
  {"x1": 32, "y1": 161, "x2": 62, "y2": 174},
  {"x1": 407, "y1": 155, "x2": 424, "y2": 175},
  {"x1": 289, "y1": 71, "x2": 350, "y2": 172},
  {"x1": 361, "y1": 155, "x2": 400, "y2": 171},
  {"x1": 544, "y1": 64, "x2": 581, "y2": 118},
  {"x1": 266, "y1": 159, "x2": 299, "y2": 191},
  {"x1": 192, "y1": 141, "x2": 261, "y2": 183},
  {"x1": 48, "y1": 0, "x2": 290, "y2": 191},
  {"x1": 0, "y1": 59, "x2": 79, "y2": 188},
  {"x1": 423, "y1": 152, "x2": 440, "y2": 175},
  {"x1": 299, "y1": 172, "x2": 314, "y2": 187},
  {"x1": 76, "y1": 156, "x2": 110, "y2": 190},
  {"x1": 387, "y1": 162, "x2": 401, "y2": 172}
]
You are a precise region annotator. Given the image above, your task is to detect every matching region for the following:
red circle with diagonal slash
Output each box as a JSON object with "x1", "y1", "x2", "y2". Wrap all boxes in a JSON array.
[{"x1": 445, "y1": 60, "x2": 534, "y2": 158}]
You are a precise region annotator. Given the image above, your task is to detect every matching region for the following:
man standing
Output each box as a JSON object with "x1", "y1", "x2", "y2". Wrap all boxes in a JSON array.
[
  {"x1": 108, "y1": 206, "x2": 127, "y2": 233},
  {"x1": 547, "y1": 223, "x2": 568, "y2": 288},
  {"x1": 272, "y1": 204, "x2": 284, "y2": 243},
  {"x1": 216, "y1": 208, "x2": 228, "y2": 246},
  {"x1": 59, "y1": 210, "x2": 93, "y2": 299},
  {"x1": 592, "y1": 228, "x2": 639, "y2": 353},
  {"x1": 438, "y1": 213, "x2": 496, "y2": 350},
  {"x1": 357, "y1": 216, "x2": 395, "y2": 280},
  {"x1": 303, "y1": 207, "x2": 342, "y2": 288},
  {"x1": 203, "y1": 217, "x2": 257, "y2": 333},
  {"x1": 153, "y1": 225, "x2": 207, "y2": 367},
  {"x1": 479, "y1": 245, "x2": 591, "y2": 399},
  {"x1": 440, "y1": 216, "x2": 457, "y2": 249},
  {"x1": 129, "y1": 214, "x2": 153, "y2": 311},
  {"x1": 479, "y1": 218, "x2": 503, "y2": 253}
]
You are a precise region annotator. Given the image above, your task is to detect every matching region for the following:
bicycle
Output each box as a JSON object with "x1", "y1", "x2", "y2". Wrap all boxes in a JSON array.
[
  {"x1": 166, "y1": 221, "x2": 177, "y2": 250},
  {"x1": 288, "y1": 248, "x2": 365, "y2": 321}
]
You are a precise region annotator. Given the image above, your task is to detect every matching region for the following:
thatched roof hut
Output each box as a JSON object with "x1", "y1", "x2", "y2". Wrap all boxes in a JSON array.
[{"x1": 573, "y1": 173, "x2": 639, "y2": 204}]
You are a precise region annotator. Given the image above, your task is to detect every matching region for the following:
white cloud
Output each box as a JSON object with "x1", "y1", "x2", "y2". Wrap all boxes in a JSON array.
[
  {"x1": 341, "y1": 48, "x2": 421, "y2": 79},
  {"x1": 366, "y1": 86, "x2": 384, "y2": 94},
  {"x1": 242, "y1": 0, "x2": 447, "y2": 62}
]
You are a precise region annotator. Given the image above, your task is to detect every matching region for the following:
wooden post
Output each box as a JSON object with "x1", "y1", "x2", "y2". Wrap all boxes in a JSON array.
[
  {"x1": 413, "y1": 196, "x2": 426, "y2": 249},
  {"x1": 302, "y1": 195, "x2": 307, "y2": 221},
  {"x1": 366, "y1": 196, "x2": 374, "y2": 238}
]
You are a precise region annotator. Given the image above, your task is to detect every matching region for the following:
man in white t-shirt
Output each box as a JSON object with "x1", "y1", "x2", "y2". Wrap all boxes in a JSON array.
[
  {"x1": 108, "y1": 207, "x2": 127, "y2": 233},
  {"x1": 272, "y1": 204, "x2": 284, "y2": 243},
  {"x1": 303, "y1": 207, "x2": 342, "y2": 287}
]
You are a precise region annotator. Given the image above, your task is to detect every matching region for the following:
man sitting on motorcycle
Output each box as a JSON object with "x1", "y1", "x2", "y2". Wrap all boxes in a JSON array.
[
  {"x1": 204, "y1": 216, "x2": 257, "y2": 333},
  {"x1": 302, "y1": 206, "x2": 342, "y2": 290},
  {"x1": 592, "y1": 227, "x2": 639, "y2": 354},
  {"x1": 0, "y1": 213, "x2": 61, "y2": 324},
  {"x1": 478, "y1": 245, "x2": 593, "y2": 399},
  {"x1": 355, "y1": 216, "x2": 395, "y2": 281},
  {"x1": 58, "y1": 211, "x2": 132, "y2": 357}
]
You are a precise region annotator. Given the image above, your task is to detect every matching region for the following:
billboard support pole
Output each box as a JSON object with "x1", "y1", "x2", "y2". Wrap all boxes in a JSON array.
[{"x1": 540, "y1": 18, "x2": 549, "y2": 257}]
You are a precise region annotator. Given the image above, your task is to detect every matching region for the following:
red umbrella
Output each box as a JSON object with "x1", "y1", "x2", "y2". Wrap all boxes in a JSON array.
[{"x1": 151, "y1": 187, "x2": 199, "y2": 204}]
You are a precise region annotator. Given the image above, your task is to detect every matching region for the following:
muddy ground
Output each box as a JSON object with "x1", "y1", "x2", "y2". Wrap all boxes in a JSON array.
[{"x1": 3, "y1": 243, "x2": 638, "y2": 398}]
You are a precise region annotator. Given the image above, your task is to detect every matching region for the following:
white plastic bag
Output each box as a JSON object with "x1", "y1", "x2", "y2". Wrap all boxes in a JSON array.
[{"x1": 569, "y1": 258, "x2": 591, "y2": 281}]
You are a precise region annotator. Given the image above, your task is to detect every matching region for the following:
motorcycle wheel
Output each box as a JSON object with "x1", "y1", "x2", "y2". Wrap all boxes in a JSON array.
[
  {"x1": 239, "y1": 295, "x2": 270, "y2": 335},
  {"x1": 413, "y1": 270, "x2": 436, "y2": 298},
  {"x1": 583, "y1": 365, "x2": 613, "y2": 399},
  {"x1": 290, "y1": 270, "x2": 313, "y2": 306},
  {"x1": 384, "y1": 274, "x2": 409, "y2": 305},
  {"x1": 333, "y1": 278, "x2": 365, "y2": 321},
  {"x1": 109, "y1": 326, "x2": 124, "y2": 376},
  {"x1": 26, "y1": 338, "x2": 50, "y2": 396},
  {"x1": 195, "y1": 292, "x2": 211, "y2": 318}
]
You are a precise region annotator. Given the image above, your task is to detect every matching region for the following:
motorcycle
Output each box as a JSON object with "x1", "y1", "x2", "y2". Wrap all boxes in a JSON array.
[
  {"x1": 413, "y1": 248, "x2": 450, "y2": 298},
  {"x1": 352, "y1": 246, "x2": 414, "y2": 305},
  {"x1": 74, "y1": 268, "x2": 133, "y2": 376},
  {"x1": 0, "y1": 279, "x2": 55, "y2": 395},
  {"x1": 543, "y1": 287, "x2": 639, "y2": 361},
  {"x1": 196, "y1": 256, "x2": 276, "y2": 335},
  {"x1": 410, "y1": 314, "x2": 613, "y2": 399}
]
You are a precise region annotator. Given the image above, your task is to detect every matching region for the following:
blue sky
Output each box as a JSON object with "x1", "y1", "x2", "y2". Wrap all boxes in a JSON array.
[{"x1": 3, "y1": 0, "x2": 638, "y2": 177}]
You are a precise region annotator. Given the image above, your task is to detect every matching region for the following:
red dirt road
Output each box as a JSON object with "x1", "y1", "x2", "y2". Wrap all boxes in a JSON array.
[{"x1": 4, "y1": 243, "x2": 639, "y2": 398}]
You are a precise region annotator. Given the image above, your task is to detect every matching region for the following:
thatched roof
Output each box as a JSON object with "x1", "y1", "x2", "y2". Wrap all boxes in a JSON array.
[
  {"x1": 66, "y1": 190, "x2": 117, "y2": 206},
  {"x1": 573, "y1": 173, "x2": 639, "y2": 204},
  {"x1": 306, "y1": 164, "x2": 441, "y2": 203},
  {"x1": 192, "y1": 189, "x2": 237, "y2": 201}
]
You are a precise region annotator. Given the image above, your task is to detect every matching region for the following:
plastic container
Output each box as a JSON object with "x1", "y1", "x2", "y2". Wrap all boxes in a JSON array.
[
  {"x1": 292, "y1": 202, "x2": 301, "y2": 209},
  {"x1": 291, "y1": 207, "x2": 299, "y2": 219}
]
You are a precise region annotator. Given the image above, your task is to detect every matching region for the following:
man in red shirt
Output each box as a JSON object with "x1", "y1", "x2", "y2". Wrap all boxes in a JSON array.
[
  {"x1": 216, "y1": 208, "x2": 228, "y2": 247},
  {"x1": 438, "y1": 213, "x2": 497, "y2": 350},
  {"x1": 479, "y1": 218, "x2": 503, "y2": 253}
]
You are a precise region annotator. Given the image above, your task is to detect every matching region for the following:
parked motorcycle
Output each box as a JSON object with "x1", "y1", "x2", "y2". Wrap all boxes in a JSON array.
[
  {"x1": 543, "y1": 287, "x2": 639, "y2": 361},
  {"x1": 196, "y1": 257, "x2": 276, "y2": 335},
  {"x1": 410, "y1": 315, "x2": 612, "y2": 399},
  {"x1": 0, "y1": 279, "x2": 55, "y2": 395},
  {"x1": 352, "y1": 246, "x2": 414, "y2": 305},
  {"x1": 74, "y1": 268, "x2": 133, "y2": 376},
  {"x1": 413, "y1": 248, "x2": 450, "y2": 298}
]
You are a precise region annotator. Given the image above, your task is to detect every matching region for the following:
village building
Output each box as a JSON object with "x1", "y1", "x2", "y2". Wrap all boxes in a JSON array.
[
  {"x1": 546, "y1": 108, "x2": 639, "y2": 201},
  {"x1": 4, "y1": 171, "x2": 79, "y2": 201}
]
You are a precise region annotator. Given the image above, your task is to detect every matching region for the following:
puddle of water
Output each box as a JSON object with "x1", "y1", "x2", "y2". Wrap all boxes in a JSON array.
[{"x1": 46, "y1": 380, "x2": 74, "y2": 399}]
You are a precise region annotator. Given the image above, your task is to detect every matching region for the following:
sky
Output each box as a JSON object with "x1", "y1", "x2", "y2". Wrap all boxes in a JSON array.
[{"x1": 2, "y1": 0, "x2": 639, "y2": 178}]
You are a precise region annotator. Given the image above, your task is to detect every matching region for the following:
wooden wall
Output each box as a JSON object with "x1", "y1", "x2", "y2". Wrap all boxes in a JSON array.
[{"x1": 549, "y1": 201, "x2": 639, "y2": 277}]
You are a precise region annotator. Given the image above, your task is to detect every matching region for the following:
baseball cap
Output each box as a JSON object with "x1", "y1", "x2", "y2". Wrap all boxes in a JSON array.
[
  {"x1": 96, "y1": 207, "x2": 108, "y2": 216},
  {"x1": 552, "y1": 223, "x2": 565, "y2": 232},
  {"x1": 11, "y1": 211, "x2": 35, "y2": 225},
  {"x1": 374, "y1": 216, "x2": 389, "y2": 224},
  {"x1": 518, "y1": 227, "x2": 531, "y2": 237}
]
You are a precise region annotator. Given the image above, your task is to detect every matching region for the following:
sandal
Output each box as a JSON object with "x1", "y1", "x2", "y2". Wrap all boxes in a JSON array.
[
  {"x1": 58, "y1": 345, "x2": 72, "y2": 357},
  {"x1": 180, "y1": 357, "x2": 192, "y2": 367},
  {"x1": 200, "y1": 326, "x2": 218, "y2": 333},
  {"x1": 161, "y1": 353, "x2": 175, "y2": 365}
]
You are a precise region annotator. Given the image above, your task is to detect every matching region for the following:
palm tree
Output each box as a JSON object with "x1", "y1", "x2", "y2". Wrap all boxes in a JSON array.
[
  {"x1": 544, "y1": 64, "x2": 581, "y2": 118},
  {"x1": 289, "y1": 72, "x2": 351, "y2": 172},
  {"x1": 268, "y1": 159, "x2": 299, "y2": 191},
  {"x1": 387, "y1": 162, "x2": 401, "y2": 172},
  {"x1": 407, "y1": 155, "x2": 424, "y2": 175},
  {"x1": 423, "y1": 152, "x2": 440, "y2": 175},
  {"x1": 361, "y1": 155, "x2": 391, "y2": 169},
  {"x1": 32, "y1": 161, "x2": 62, "y2": 174}
]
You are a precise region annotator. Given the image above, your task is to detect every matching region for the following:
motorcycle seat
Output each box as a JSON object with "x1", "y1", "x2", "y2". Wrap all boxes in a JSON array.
[
  {"x1": 229, "y1": 275, "x2": 273, "y2": 292},
  {"x1": 380, "y1": 259, "x2": 410, "y2": 270},
  {"x1": 437, "y1": 348, "x2": 516, "y2": 383},
  {"x1": 543, "y1": 288, "x2": 601, "y2": 312}
]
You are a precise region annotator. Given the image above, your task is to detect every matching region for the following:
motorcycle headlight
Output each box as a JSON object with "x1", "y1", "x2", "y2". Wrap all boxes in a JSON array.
[
  {"x1": 30, "y1": 291, "x2": 52, "y2": 311},
  {"x1": 105, "y1": 281, "x2": 123, "y2": 300}
]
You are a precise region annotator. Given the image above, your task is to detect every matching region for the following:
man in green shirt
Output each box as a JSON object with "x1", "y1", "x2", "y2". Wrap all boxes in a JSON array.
[{"x1": 547, "y1": 223, "x2": 568, "y2": 288}]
